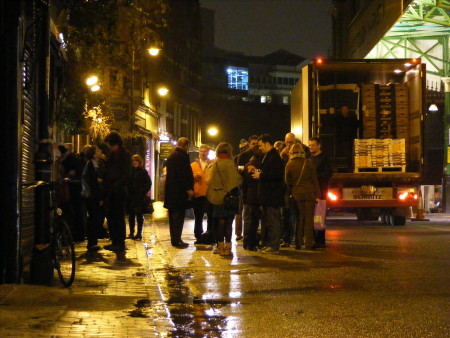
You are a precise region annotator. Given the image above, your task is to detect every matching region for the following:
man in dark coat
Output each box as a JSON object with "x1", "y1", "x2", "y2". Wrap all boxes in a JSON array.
[
  {"x1": 252, "y1": 134, "x2": 285, "y2": 254},
  {"x1": 103, "y1": 132, "x2": 132, "y2": 252},
  {"x1": 309, "y1": 137, "x2": 333, "y2": 248},
  {"x1": 234, "y1": 135, "x2": 259, "y2": 241},
  {"x1": 164, "y1": 137, "x2": 194, "y2": 248}
]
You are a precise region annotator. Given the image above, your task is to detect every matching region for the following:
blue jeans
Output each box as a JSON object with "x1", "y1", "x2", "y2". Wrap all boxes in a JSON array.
[{"x1": 260, "y1": 206, "x2": 282, "y2": 249}]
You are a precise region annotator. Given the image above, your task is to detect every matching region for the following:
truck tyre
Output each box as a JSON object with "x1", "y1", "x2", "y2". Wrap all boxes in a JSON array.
[
  {"x1": 386, "y1": 211, "x2": 394, "y2": 226},
  {"x1": 356, "y1": 209, "x2": 367, "y2": 221},
  {"x1": 393, "y1": 216, "x2": 406, "y2": 226},
  {"x1": 381, "y1": 210, "x2": 388, "y2": 225}
]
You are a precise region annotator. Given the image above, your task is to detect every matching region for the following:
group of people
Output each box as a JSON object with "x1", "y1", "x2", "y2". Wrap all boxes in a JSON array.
[
  {"x1": 58, "y1": 131, "x2": 151, "y2": 253},
  {"x1": 163, "y1": 131, "x2": 332, "y2": 256}
]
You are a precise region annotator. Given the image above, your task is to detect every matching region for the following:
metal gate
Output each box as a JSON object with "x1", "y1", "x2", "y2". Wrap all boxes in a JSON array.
[{"x1": 19, "y1": 17, "x2": 40, "y2": 279}]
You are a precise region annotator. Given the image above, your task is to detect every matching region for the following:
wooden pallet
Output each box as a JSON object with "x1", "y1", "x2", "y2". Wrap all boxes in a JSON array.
[{"x1": 354, "y1": 165, "x2": 406, "y2": 173}]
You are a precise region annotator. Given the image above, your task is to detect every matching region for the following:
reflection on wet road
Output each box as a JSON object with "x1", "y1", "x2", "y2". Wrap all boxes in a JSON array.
[{"x1": 145, "y1": 214, "x2": 450, "y2": 337}]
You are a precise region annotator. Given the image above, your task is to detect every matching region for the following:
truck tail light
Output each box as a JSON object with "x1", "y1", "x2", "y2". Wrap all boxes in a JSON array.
[
  {"x1": 327, "y1": 191, "x2": 338, "y2": 201},
  {"x1": 398, "y1": 192, "x2": 409, "y2": 201},
  {"x1": 397, "y1": 190, "x2": 417, "y2": 201}
]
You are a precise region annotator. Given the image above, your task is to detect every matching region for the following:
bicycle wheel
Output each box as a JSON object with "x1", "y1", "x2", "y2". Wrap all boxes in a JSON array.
[{"x1": 52, "y1": 219, "x2": 76, "y2": 287}]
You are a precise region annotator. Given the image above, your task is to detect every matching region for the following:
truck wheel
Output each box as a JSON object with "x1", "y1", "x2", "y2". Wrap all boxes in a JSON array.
[
  {"x1": 381, "y1": 210, "x2": 387, "y2": 225},
  {"x1": 386, "y1": 211, "x2": 394, "y2": 226},
  {"x1": 393, "y1": 216, "x2": 406, "y2": 226},
  {"x1": 356, "y1": 209, "x2": 367, "y2": 221}
]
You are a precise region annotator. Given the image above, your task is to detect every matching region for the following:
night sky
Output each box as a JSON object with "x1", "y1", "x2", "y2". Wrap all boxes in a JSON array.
[{"x1": 200, "y1": 0, "x2": 333, "y2": 59}]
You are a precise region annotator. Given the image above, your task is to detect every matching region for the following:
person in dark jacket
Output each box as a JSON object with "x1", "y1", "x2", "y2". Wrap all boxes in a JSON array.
[
  {"x1": 103, "y1": 132, "x2": 132, "y2": 252},
  {"x1": 241, "y1": 148, "x2": 263, "y2": 251},
  {"x1": 59, "y1": 144, "x2": 85, "y2": 242},
  {"x1": 309, "y1": 137, "x2": 333, "y2": 247},
  {"x1": 164, "y1": 137, "x2": 194, "y2": 248},
  {"x1": 234, "y1": 135, "x2": 259, "y2": 242},
  {"x1": 252, "y1": 134, "x2": 285, "y2": 254},
  {"x1": 81, "y1": 145, "x2": 105, "y2": 251},
  {"x1": 127, "y1": 154, "x2": 151, "y2": 240}
]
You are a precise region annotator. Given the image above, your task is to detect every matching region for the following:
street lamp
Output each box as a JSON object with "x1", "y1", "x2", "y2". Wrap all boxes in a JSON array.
[
  {"x1": 157, "y1": 86, "x2": 169, "y2": 96},
  {"x1": 428, "y1": 103, "x2": 439, "y2": 112},
  {"x1": 86, "y1": 75, "x2": 101, "y2": 92},
  {"x1": 90, "y1": 84, "x2": 100, "y2": 92},
  {"x1": 148, "y1": 48, "x2": 160, "y2": 56},
  {"x1": 208, "y1": 127, "x2": 219, "y2": 136}
]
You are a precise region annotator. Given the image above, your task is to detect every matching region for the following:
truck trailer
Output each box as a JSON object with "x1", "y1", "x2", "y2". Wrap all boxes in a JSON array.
[{"x1": 291, "y1": 59, "x2": 425, "y2": 225}]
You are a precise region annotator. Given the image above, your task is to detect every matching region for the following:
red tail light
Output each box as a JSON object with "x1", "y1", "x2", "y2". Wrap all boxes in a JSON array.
[{"x1": 327, "y1": 191, "x2": 338, "y2": 201}]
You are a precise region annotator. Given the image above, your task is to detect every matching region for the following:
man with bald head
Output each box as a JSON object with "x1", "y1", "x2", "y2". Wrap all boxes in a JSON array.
[
  {"x1": 164, "y1": 137, "x2": 194, "y2": 248},
  {"x1": 280, "y1": 132, "x2": 296, "y2": 163}
]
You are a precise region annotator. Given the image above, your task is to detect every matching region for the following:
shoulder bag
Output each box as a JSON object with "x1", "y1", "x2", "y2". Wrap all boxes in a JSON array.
[{"x1": 216, "y1": 162, "x2": 239, "y2": 211}]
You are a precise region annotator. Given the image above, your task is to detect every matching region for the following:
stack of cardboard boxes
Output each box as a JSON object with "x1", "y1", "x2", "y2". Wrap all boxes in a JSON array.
[{"x1": 361, "y1": 83, "x2": 409, "y2": 140}]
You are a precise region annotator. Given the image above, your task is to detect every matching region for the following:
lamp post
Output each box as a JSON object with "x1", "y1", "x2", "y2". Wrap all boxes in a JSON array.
[{"x1": 442, "y1": 77, "x2": 450, "y2": 212}]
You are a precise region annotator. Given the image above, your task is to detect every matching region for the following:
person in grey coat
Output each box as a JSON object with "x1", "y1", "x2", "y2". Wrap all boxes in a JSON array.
[{"x1": 285, "y1": 143, "x2": 321, "y2": 250}]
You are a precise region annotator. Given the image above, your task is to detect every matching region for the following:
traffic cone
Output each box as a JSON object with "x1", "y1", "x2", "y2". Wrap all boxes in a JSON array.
[
  {"x1": 412, "y1": 189, "x2": 429, "y2": 221},
  {"x1": 408, "y1": 206, "x2": 414, "y2": 219}
]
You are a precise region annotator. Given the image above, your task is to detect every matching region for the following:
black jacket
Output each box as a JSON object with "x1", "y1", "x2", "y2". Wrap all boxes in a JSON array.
[
  {"x1": 127, "y1": 167, "x2": 152, "y2": 212},
  {"x1": 310, "y1": 152, "x2": 333, "y2": 199},
  {"x1": 105, "y1": 146, "x2": 131, "y2": 196},
  {"x1": 242, "y1": 155, "x2": 262, "y2": 205},
  {"x1": 257, "y1": 147, "x2": 285, "y2": 207},
  {"x1": 164, "y1": 147, "x2": 194, "y2": 209},
  {"x1": 81, "y1": 159, "x2": 104, "y2": 201}
]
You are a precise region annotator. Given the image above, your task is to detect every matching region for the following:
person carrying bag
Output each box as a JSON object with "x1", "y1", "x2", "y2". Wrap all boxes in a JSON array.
[{"x1": 207, "y1": 142, "x2": 242, "y2": 256}]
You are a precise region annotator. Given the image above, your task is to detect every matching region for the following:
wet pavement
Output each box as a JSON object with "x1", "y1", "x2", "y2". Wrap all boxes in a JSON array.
[{"x1": 0, "y1": 204, "x2": 449, "y2": 337}]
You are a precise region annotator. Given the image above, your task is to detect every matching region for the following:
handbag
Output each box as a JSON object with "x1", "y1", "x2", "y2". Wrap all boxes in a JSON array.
[
  {"x1": 224, "y1": 188, "x2": 239, "y2": 211},
  {"x1": 216, "y1": 162, "x2": 239, "y2": 211},
  {"x1": 142, "y1": 195, "x2": 154, "y2": 214},
  {"x1": 314, "y1": 199, "x2": 327, "y2": 230}
]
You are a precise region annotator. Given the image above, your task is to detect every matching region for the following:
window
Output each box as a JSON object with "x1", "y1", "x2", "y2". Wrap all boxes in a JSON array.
[
  {"x1": 261, "y1": 95, "x2": 272, "y2": 103},
  {"x1": 226, "y1": 66, "x2": 248, "y2": 90}
]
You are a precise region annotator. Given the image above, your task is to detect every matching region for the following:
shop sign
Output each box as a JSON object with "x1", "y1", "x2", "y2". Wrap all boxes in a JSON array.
[{"x1": 160, "y1": 142, "x2": 174, "y2": 159}]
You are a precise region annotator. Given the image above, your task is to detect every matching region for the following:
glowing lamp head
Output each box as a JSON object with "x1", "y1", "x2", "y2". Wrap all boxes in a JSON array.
[
  {"x1": 148, "y1": 48, "x2": 160, "y2": 56},
  {"x1": 157, "y1": 87, "x2": 169, "y2": 96},
  {"x1": 207, "y1": 127, "x2": 218, "y2": 136},
  {"x1": 86, "y1": 75, "x2": 98, "y2": 86},
  {"x1": 90, "y1": 84, "x2": 101, "y2": 92}
]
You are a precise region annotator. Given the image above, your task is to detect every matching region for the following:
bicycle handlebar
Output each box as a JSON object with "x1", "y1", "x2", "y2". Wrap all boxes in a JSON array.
[{"x1": 22, "y1": 178, "x2": 81, "y2": 190}]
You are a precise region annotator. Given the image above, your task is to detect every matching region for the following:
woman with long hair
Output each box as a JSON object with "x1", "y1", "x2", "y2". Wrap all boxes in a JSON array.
[
  {"x1": 207, "y1": 142, "x2": 242, "y2": 256},
  {"x1": 127, "y1": 154, "x2": 151, "y2": 240}
]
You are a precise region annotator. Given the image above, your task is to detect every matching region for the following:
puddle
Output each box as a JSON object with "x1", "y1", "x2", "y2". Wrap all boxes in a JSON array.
[
  {"x1": 127, "y1": 298, "x2": 152, "y2": 318},
  {"x1": 159, "y1": 266, "x2": 237, "y2": 337}
]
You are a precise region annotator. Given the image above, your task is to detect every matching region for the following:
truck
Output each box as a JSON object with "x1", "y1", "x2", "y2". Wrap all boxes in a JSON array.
[{"x1": 291, "y1": 59, "x2": 425, "y2": 225}]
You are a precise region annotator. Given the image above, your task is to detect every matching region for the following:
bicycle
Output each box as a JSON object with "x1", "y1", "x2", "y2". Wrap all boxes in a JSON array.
[{"x1": 27, "y1": 179, "x2": 76, "y2": 287}]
